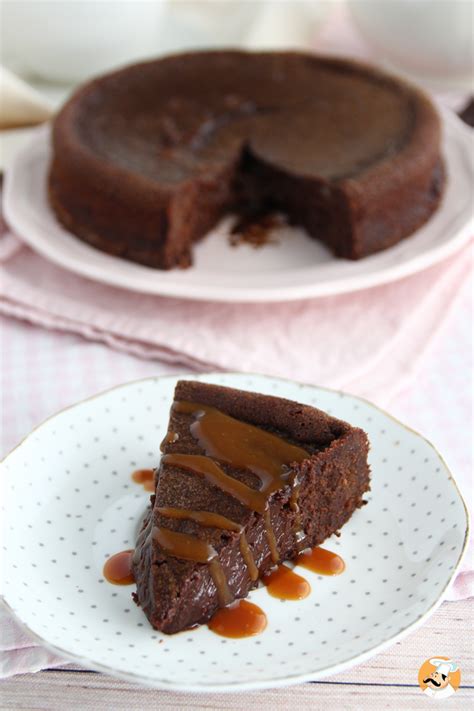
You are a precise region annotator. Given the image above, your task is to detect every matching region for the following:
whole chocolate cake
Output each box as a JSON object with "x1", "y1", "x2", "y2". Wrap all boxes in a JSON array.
[
  {"x1": 132, "y1": 380, "x2": 370, "y2": 633},
  {"x1": 49, "y1": 51, "x2": 444, "y2": 269}
]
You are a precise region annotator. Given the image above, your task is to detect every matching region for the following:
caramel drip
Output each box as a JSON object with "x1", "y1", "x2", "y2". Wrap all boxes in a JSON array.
[
  {"x1": 103, "y1": 550, "x2": 135, "y2": 585},
  {"x1": 172, "y1": 400, "x2": 310, "y2": 563},
  {"x1": 152, "y1": 525, "x2": 233, "y2": 607},
  {"x1": 208, "y1": 558, "x2": 233, "y2": 607},
  {"x1": 157, "y1": 506, "x2": 242, "y2": 532},
  {"x1": 263, "y1": 564, "x2": 310, "y2": 600},
  {"x1": 152, "y1": 526, "x2": 216, "y2": 563},
  {"x1": 296, "y1": 546, "x2": 345, "y2": 575},
  {"x1": 162, "y1": 453, "x2": 267, "y2": 513},
  {"x1": 208, "y1": 599, "x2": 267, "y2": 638},
  {"x1": 289, "y1": 483, "x2": 300, "y2": 511},
  {"x1": 264, "y1": 508, "x2": 279, "y2": 563},
  {"x1": 289, "y1": 482, "x2": 306, "y2": 549},
  {"x1": 158, "y1": 506, "x2": 259, "y2": 582},
  {"x1": 239, "y1": 532, "x2": 259, "y2": 581},
  {"x1": 173, "y1": 400, "x2": 308, "y2": 494}
]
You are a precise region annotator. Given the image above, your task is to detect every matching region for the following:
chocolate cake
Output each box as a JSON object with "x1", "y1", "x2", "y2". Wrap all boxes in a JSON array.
[
  {"x1": 49, "y1": 51, "x2": 444, "y2": 269},
  {"x1": 132, "y1": 380, "x2": 370, "y2": 633}
]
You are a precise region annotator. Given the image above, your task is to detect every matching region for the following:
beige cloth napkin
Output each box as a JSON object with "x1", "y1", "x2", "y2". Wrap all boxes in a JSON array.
[{"x1": 0, "y1": 66, "x2": 53, "y2": 129}]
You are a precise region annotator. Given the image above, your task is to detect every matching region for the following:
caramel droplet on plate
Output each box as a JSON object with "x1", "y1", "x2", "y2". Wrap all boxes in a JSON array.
[
  {"x1": 208, "y1": 600, "x2": 267, "y2": 638},
  {"x1": 296, "y1": 546, "x2": 345, "y2": 575},
  {"x1": 103, "y1": 550, "x2": 135, "y2": 585},
  {"x1": 263, "y1": 564, "x2": 311, "y2": 600},
  {"x1": 131, "y1": 469, "x2": 155, "y2": 492}
]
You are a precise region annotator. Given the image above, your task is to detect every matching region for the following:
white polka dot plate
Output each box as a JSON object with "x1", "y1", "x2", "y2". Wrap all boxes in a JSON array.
[{"x1": 1, "y1": 373, "x2": 469, "y2": 692}]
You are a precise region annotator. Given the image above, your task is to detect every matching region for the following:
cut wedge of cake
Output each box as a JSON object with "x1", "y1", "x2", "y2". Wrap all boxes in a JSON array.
[{"x1": 132, "y1": 380, "x2": 370, "y2": 633}]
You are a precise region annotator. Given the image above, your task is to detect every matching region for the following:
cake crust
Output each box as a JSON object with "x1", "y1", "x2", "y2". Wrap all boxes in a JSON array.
[
  {"x1": 49, "y1": 51, "x2": 444, "y2": 269},
  {"x1": 132, "y1": 381, "x2": 370, "y2": 633}
]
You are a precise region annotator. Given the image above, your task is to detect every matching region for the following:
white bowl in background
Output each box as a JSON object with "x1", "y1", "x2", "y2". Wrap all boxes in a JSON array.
[
  {"x1": 1, "y1": 0, "x2": 166, "y2": 83},
  {"x1": 348, "y1": 0, "x2": 473, "y2": 91},
  {"x1": 0, "y1": 1, "x2": 331, "y2": 85}
]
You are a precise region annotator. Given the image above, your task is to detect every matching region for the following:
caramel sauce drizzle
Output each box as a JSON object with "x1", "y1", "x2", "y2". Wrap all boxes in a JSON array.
[
  {"x1": 263, "y1": 564, "x2": 311, "y2": 600},
  {"x1": 152, "y1": 526, "x2": 232, "y2": 606},
  {"x1": 239, "y1": 533, "x2": 259, "y2": 581},
  {"x1": 173, "y1": 400, "x2": 308, "y2": 493},
  {"x1": 148, "y1": 399, "x2": 314, "y2": 629},
  {"x1": 208, "y1": 559, "x2": 234, "y2": 607},
  {"x1": 152, "y1": 526, "x2": 216, "y2": 563},
  {"x1": 162, "y1": 453, "x2": 267, "y2": 513},
  {"x1": 157, "y1": 506, "x2": 242, "y2": 532},
  {"x1": 158, "y1": 506, "x2": 259, "y2": 582},
  {"x1": 289, "y1": 481, "x2": 306, "y2": 549},
  {"x1": 263, "y1": 508, "x2": 279, "y2": 563}
]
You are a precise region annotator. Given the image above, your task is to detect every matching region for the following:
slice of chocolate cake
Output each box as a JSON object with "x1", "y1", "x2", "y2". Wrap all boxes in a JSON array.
[{"x1": 132, "y1": 381, "x2": 370, "y2": 633}]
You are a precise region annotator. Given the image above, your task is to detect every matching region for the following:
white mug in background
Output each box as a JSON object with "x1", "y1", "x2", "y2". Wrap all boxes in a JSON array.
[{"x1": 348, "y1": 0, "x2": 473, "y2": 91}]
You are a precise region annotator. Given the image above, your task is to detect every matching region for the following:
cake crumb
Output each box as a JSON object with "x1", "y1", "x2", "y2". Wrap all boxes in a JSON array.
[{"x1": 229, "y1": 213, "x2": 286, "y2": 249}]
